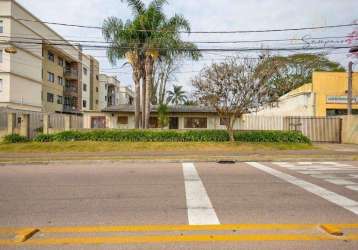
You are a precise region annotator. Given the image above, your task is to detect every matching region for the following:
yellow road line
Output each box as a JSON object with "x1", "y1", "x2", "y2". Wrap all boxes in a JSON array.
[
  {"x1": 1, "y1": 224, "x2": 358, "y2": 234},
  {"x1": 40, "y1": 224, "x2": 318, "y2": 233},
  {"x1": 1, "y1": 234, "x2": 358, "y2": 246}
]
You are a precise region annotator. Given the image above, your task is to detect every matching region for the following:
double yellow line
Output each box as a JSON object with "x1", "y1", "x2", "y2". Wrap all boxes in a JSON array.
[{"x1": 0, "y1": 224, "x2": 357, "y2": 246}]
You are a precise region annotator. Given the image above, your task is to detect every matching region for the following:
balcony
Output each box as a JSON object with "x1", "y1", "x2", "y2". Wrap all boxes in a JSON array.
[
  {"x1": 64, "y1": 69, "x2": 78, "y2": 80},
  {"x1": 63, "y1": 105, "x2": 78, "y2": 113},
  {"x1": 64, "y1": 86, "x2": 78, "y2": 96}
]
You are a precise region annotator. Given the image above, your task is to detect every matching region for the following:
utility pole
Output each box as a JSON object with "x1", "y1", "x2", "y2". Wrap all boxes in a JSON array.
[
  {"x1": 347, "y1": 46, "x2": 358, "y2": 115},
  {"x1": 348, "y1": 61, "x2": 353, "y2": 115}
]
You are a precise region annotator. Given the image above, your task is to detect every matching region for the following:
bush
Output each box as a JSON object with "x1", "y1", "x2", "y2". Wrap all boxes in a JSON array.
[
  {"x1": 3, "y1": 134, "x2": 29, "y2": 143},
  {"x1": 29, "y1": 130, "x2": 311, "y2": 144},
  {"x1": 234, "y1": 130, "x2": 311, "y2": 144},
  {"x1": 33, "y1": 134, "x2": 55, "y2": 142}
]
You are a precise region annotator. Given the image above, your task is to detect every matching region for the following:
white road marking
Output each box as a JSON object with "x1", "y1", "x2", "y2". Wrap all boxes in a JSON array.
[
  {"x1": 247, "y1": 162, "x2": 358, "y2": 215},
  {"x1": 347, "y1": 186, "x2": 358, "y2": 191},
  {"x1": 182, "y1": 163, "x2": 220, "y2": 225},
  {"x1": 325, "y1": 179, "x2": 357, "y2": 185}
]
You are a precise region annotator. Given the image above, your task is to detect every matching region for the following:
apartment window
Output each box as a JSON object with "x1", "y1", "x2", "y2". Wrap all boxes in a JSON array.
[
  {"x1": 57, "y1": 95, "x2": 63, "y2": 104},
  {"x1": 0, "y1": 79, "x2": 3, "y2": 92},
  {"x1": 83, "y1": 67, "x2": 88, "y2": 75},
  {"x1": 47, "y1": 72, "x2": 54, "y2": 83},
  {"x1": 83, "y1": 100, "x2": 87, "y2": 108},
  {"x1": 83, "y1": 84, "x2": 87, "y2": 91},
  {"x1": 0, "y1": 50, "x2": 2, "y2": 63},
  {"x1": 0, "y1": 20, "x2": 3, "y2": 33},
  {"x1": 58, "y1": 76, "x2": 63, "y2": 85},
  {"x1": 96, "y1": 87, "x2": 99, "y2": 92},
  {"x1": 96, "y1": 75, "x2": 99, "y2": 80},
  {"x1": 48, "y1": 51, "x2": 55, "y2": 62},
  {"x1": 184, "y1": 117, "x2": 207, "y2": 129},
  {"x1": 58, "y1": 57, "x2": 64, "y2": 67},
  {"x1": 95, "y1": 100, "x2": 98, "y2": 104},
  {"x1": 118, "y1": 116, "x2": 128, "y2": 125},
  {"x1": 47, "y1": 93, "x2": 54, "y2": 103}
]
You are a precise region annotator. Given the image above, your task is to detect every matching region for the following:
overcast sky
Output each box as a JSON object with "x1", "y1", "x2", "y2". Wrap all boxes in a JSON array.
[{"x1": 17, "y1": 0, "x2": 358, "y2": 92}]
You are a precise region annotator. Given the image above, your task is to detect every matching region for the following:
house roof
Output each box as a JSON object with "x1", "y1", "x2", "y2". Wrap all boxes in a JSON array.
[{"x1": 102, "y1": 105, "x2": 217, "y2": 113}]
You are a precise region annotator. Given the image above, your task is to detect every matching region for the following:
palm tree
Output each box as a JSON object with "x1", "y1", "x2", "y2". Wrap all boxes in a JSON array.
[
  {"x1": 167, "y1": 85, "x2": 187, "y2": 105},
  {"x1": 102, "y1": 17, "x2": 144, "y2": 129},
  {"x1": 103, "y1": 0, "x2": 200, "y2": 129}
]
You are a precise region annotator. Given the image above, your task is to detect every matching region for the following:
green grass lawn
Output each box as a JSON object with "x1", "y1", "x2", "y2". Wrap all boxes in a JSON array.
[{"x1": 0, "y1": 141, "x2": 314, "y2": 153}]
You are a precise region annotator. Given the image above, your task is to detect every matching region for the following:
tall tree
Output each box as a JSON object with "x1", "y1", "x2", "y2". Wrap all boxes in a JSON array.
[
  {"x1": 132, "y1": 0, "x2": 200, "y2": 128},
  {"x1": 102, "y1": 13, "x2": 145, "y2": 129},
  {"x1": 193, "y1": 57, "x2": 279, "y2": 141},
  {"x1": 166, "y1": 85, "x2": 187, "y2": 105},
  {"x1": 152, "y1": 56, "x2": 179, "y2": 105},
  {"x1": 256, "y1": 53, "x2": 345, "y2": 99},
  {"x1": 104, "y1": 0, "x2": 200, "y2": 129}
]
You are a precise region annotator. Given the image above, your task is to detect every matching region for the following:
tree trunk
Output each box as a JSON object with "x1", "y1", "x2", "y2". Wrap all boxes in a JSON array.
[
  {"x1": 133, "y1": 69, "x2": 141, "y2": 129},
  {"x1": 141, "y1": 74, "x2": 146, "y2": 129},
  {"x1": 144, "y1": 56, "x2": 154, "y2": 129}
]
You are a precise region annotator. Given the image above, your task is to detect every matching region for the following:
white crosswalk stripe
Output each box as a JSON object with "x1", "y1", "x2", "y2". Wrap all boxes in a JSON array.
[
  {"x1": 274, "y1": 162, "x2": 358, "y2": 192},
  {"x1": 182, "y1": 162, "x2": 220, "y2": 225},
  {"x1": 247, "y1": 162, "x2": 358, "y2": 215}
]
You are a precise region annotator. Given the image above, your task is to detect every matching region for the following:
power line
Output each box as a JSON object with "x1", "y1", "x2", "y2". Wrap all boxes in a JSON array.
[
  {"x1": 0, "y1": 34, "x2": 349, "y2": 45},
  {"x1": 1, "y1": 39, "x2": 352, "y2": 52},
  {"x1": 14, "y1": 18, "x2": 358, "y2": 34}
]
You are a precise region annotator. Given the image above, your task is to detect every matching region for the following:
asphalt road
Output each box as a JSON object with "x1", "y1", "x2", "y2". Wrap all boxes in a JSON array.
[{"x1": 0, "y1": 160, "x2": 357, "y2": 249}]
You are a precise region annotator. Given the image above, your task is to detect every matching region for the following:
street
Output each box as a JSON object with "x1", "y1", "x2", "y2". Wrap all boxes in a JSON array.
[{"x1": 0, "y1": 160, "x2": 357, "y2": 249}]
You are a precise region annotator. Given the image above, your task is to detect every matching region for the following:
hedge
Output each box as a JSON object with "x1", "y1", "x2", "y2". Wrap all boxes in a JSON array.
[
  {"x1": 30, "y1": 130, "x2": 311, "y2": 144},
  {"x1": 3, "y1": 134, "x2": 30, "y2": 143}
]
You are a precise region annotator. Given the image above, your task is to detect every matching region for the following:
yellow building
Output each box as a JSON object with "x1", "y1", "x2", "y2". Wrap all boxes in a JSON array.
[{"x1": 256, "y1": 72, "x2": 358, "y2": 117}]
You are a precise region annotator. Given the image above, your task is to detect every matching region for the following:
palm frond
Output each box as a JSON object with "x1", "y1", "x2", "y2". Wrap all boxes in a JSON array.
[{"x1": 122, "y1": 0, "x2": 146, "y2": 16}]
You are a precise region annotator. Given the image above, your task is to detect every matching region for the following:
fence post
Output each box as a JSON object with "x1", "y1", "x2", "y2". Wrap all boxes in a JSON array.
[
  {"x1": 20, "y1": 114, "x2": 30, "y2": 138},
  {"x1": 43, "y1": 113, "x2": 50, "y2": 134},
  {"x1": 7, "y1": 112, "x2": 16, "y2": 135},
  {"x1": 64, "y1": 115, "x2": 71, "y2": 131}
]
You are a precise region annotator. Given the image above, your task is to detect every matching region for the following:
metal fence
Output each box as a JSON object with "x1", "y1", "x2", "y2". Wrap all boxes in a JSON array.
[
  {"x1": 0, "y1": 109, "x2": 84, "y2": 138},
  {"x1": 49, "y1": 113, "x2": 65, "y2": 129},
  {"x1": 239, "y1": 115, "x2": 284, "y2": 130},
  {"x1": 71, "y1": 115, "x2": 83, "y2": 129},
  {"x1": 0, "y1": 112, "x2": 7, "y2": 130},
  {"x1": 284, "y1": 116, "x2": 342, "y2": 143}
]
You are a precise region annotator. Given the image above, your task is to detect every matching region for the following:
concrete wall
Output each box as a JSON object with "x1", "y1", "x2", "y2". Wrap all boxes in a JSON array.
[
  {"x1": 81, "y1": 55, "x2": 91, "y2": 111},
  {"x1": 90, "y1": 57, "x2": 100, "y2": 111},
  {"x1": 342, "y1": 116, "x2": 358, "y2": 144},
  {"x1": 42, "y1": 47, "x2": 65, "y2": 113}
]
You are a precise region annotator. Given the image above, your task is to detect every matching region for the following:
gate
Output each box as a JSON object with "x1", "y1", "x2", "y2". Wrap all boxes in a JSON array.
[{"x1": 284, "y1": 117, "x2": 342, "y2": 143}]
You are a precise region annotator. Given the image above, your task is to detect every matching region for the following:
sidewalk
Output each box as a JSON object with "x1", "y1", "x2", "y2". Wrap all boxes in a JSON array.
[{"x1": 0, "y1": 144, "x2": 357, "y2": 164}]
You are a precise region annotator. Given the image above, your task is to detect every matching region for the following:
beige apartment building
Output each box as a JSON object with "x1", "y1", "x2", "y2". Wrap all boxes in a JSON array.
[
  {"x1": 0, "y1": 0, "x2": 99, "y2": 113},
  {"x1": 99, "y1": 74, "x2": 134, "y2": 110}
]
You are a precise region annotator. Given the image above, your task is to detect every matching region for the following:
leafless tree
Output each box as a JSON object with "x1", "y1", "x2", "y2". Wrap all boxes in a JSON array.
[
  {"x1": 152, "y1": 57, "x2": 180, "y2": 105},
  {"x1": 192, "y1": 57, "x2": 279, "y2": 141}
]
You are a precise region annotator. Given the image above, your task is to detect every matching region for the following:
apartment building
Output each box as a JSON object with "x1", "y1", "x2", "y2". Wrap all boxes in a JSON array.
[
  {"x1": 0, "y1": 0, "x2": 99, "y2": 113},
  {"x1": 99, "y1": 74, "x2": 121, "y2": 110},
  {"x1": 119, "y1": 86, "x2": 134, "y2": 105}
]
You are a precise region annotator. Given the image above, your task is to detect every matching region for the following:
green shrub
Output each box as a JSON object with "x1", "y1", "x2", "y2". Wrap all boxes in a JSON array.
[
  {"x1": 30, "y1": 130, "x2": 310, "y2": 144},
  {"x1": 3, "y1": 134, "x2": 29, "y2": 143},
  {"x1": 234, "y1": 130, "x2": 311, "y2": 144},
  {"x1": 33, "y1": 134, "x2": 55, "y2": 142}
]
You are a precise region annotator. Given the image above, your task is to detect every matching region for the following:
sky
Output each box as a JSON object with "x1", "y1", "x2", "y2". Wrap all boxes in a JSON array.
[{"x1": 17, "y1": 0, "x2": 358, "y2": 93}]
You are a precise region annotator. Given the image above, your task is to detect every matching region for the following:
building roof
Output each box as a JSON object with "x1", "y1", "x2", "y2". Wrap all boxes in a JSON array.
[{"x1": 102, "y1": 104, "x2": 217, "y2": 113}]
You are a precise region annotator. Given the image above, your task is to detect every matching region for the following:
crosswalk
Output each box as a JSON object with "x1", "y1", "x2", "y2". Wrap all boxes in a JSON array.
[{"x1": 274, "y1": 162, "x2": 358, "y2": 192}]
